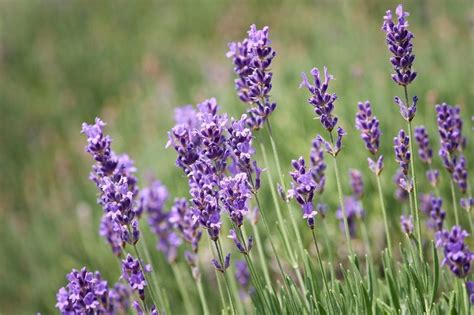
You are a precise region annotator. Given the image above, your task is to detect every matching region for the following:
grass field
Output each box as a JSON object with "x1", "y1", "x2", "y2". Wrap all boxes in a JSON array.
[{"x1": 0, "y1": 0, "x2": 473, "y2": 313}]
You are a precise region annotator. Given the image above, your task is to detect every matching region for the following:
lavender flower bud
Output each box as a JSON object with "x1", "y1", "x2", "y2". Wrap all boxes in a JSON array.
[
  {"x1": 436, "y1": 226, "x2": 473, "y2": 278},
  {"x1": 436, "y1": 103, "x2": 466, "y2": 154},
  {"x1": 460, "y1": 197, "x2": 473, "y2": 212},
  {"x1": 428, "y1": 196, "x2": 446, "y2": 232},
  {"x1": 368, "y1": 155, "x2": 384, "y2": 175},
  {"x1": 235, "y1": 260, "x2": 251, "y2": 289},
  {"x1": 336, "y1": 196, "x2": 364, "y2": 238},
  {"x1": 310, "y1": 136, "x2": 326, "y2": 192},
  {"x1": 169, "y1": 198, "x2": 202, "y2": 254},
  {"x1": 414, "y1": 126, "x2": 433, "y2": 163},
  {"x1": 99, "y1": 215, "x2": 124, "y2": 256},
  {"x1": 466, "y1": 281, "x2": 474, "y2": 305},
  {"x1": 355, "y1": 101, "x2": 381, "y2": 154},
  {"x1": 453, "y1": 155, "x2": 468, "y2": 194},
  {"x1": 393, "y1": 169, "x2": 409, "y2": 201},
  {"x1": 394, "y1": 96, "x2": 417, "y2": 121},
  {"x1": 121, "y1": 254, "x2": 149, "y2": 300},
  {"x1": 300, "y1": 67, "x2": 338, "y2": 131},
  {"x1": 220, "y1": 173, "x2": 253, "y2": 227},
  {"x1": 288, "y1": 157, "x2": 318, "y2": 229},
  {"x1": 426, "y1": 169, "x2": 440, "y2": 188},
  {"x1": 228, "y1": 229, "x2": 253, "y2": 254},
  {"x1": 349, "y1": 169, "x2": 364, "y2": 199},
  {"x1": 212, "y1": 253, "x2": 231, "y2": 273},
  {"x1": 382, "y1": 4, "x2": 417, "y2": 86},
  {"x1": 400, "y1": 215, "x2": 414, "y2": 234},
  {"x1": 393, "y1": 129, "x2": 411, "y2": 176}
]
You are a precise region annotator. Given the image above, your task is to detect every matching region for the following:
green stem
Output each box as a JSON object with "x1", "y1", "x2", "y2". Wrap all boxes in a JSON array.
[
  {"x1": 331, "y1": 152, "x2": 354, "y2": 256},
  {"x1": 404, "y1": 86, "x2": 423, "y2": 257},
  {"x1": 251, "y1": 221, "x2": 272, "y2": 288},
  {"x1": 449, "y1": 178, "x2": 460, "y2": 226},
  {"x1": 311, "y1": 229, "x2": 334, "y2": 312},
  {"x1": 138, "y1": 237, "x2": 166, "y2": 310},
  {"x1": 171, "y1": 264, "x2": 195, "y2": 315},
  {"x1": 196, "y1": 274, "x2": 210, "y2": 315},
  {"x1": 375, "y1": 174, "x2": 393, "y2": 257},
  {"x1": 208, "y1": 238, "x2": 228, "y2": 313},
  {"x1": 321, "y1": 220, "x2": 335, "y2": 283},
  {"x1": 132, "y1": 244, "x2": 160, "y2": 308},
  {"x1": 215, "y1": 240, "x2": 236, "y2": 315}
]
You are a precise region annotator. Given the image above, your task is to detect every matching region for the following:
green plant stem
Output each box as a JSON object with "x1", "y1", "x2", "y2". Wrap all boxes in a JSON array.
[
  {"x1": 208, "y1": 238, "x2": 228, "y2": 313},
  {"x1": 311, "y1": 229, "x2": 334, "y2": 312},
  {"x1": 428, "y1": 164, "x2": 441, "y2": 196},
  {"x1": 375, "y1": 174, "x2": 392, "y2": 257},
  {"x1": 171, "y1": 264, "x2": 195, "y2": 315},
  {"x1": 251, "y1": 221, "x2": 272, "y2": 289},
  {"x1": 196, "y1": 274, "x2": 210, "y2": 315},
  {"x1": 132, "y1": 244, "x2": 160, "y2": 309},
  {"x1": 330, "y1": 148, "x2": 354, "y2": 256},
  {"x1": 138, "y1": 237, "x2": 166, "y2": 309},
  {"x1": 215, "y1": 240, "x2": 236, "y2": 315},
  {"x1": 449, "y1": 179, "x2": 460, "y2": 225},
  {"x1": 404, "y1": 86, "x2": 423, "y2": 257},
  {"x1": 321, "y1": 220, "x2": 335, "y2": 283}
]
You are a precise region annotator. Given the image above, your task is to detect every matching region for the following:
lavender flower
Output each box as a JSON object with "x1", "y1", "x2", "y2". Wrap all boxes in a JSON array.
[
  {"x1": 428, "y1": 196, "x2": 446, "y2": 232},
  {"x1": 426, "y1": 169, "x2": 440, "y2": 188},
  {"x1": 99, "y1": 215, "x2": 124, "y2": 257},
  {"x1": 436, "y1": 226, "x2": 473, "y2": 278},
  {"x1": 317, "y1": 127, "x2": 347, "y2": 157},
  {"x1": 310, "y1": 136, "x2": 326, "y2": 193},
  {"x1": 368, "y1": 155, "x2": 384, "y2": 176},
  {"x1": 419, "y1": 193, "x2": 433, "y2": 216},
  {"x1": 227, "y1": 24, "x2": 277, "y2": 129},
  {"x1": 336, "y1": 196, "x2": 364, "y2": 238},
  {"x1": 414, "y1": 126, "x2": 433, "y2": 163},
  {"x1": 121, "y1": 254, "x2": 150, "y2": 300},
  {"x1": 393, "y1": 169, "x2": 409, "y2": 201},
  {"x1": 235, "y1": 260, "x2": 251, "y2": 295},
  {"x1": 288, "y1": 157, "x2": 318, "y2": 229},
  {"x1": 467, "y1": 281, "x2": 474, "y2": 305},
  {"x1": 109, "y1": 283, "x2": 131, "y2": 313},
  {"x1": 393, "y1": 129, "x2": 411, "y2": 176},
  {"x1": 229, "y1": 229, "x2": 253, "y2": 254},
  {"x1": 349, "y1": 169, "x2": 364, "y2": 200},
  {"x1": 138, "y1": 180, "x2": 182, "y2": 263},
  {"x1": 56, "y1": 268, "x2": 113, "y2": 314},
  {"x1": 300, "y1": 67, "x2": 338, "y2": 131},
  {"x1": 212, "y1": 253, "x2": 231, "y2": 273},
  {"x1": 452, "y1": 155, "x2": 468, "y2": 194},
  {"x1": 436, "y1": 103, "x2": 466, "y2": 154},
  {"x1": 355, "y1": 101, "x2": 381, "y2": 155},
  {"x1": 220, "y1": 173, "x2": 253, "y2": 227},
  {"x1": 382, "y1": 4, "x2": 417, "y2": 86},
  {"x1": 394, "y1": 96, "x2": 417, "y2": 121},
  {"x1": 400, "y1": 215, "x2": 414, "y2": 234},
  {"x1": 460, "y1": 197, "x2": 473, "y2": 211},
  {"x1": 169, "y1": 198, "x2": 202, "y2": 253}
]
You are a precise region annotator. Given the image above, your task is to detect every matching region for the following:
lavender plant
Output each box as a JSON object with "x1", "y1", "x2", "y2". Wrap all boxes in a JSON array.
[{"x1": 54, "y1": 4, "x2": 473, "y2": 314}]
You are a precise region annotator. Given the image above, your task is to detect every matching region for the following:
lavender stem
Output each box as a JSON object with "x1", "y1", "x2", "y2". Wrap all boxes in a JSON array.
[{"x1": 375, "y1": 174, "x2": 393, "y2": 257}]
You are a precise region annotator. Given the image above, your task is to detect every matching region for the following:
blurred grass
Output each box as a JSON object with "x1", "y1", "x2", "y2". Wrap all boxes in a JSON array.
[{"x1": 0, "y1": 0, "x2": 472, "y2": 313}]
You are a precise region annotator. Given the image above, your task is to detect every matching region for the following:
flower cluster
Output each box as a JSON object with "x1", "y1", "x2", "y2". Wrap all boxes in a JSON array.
[
  {"x1": 355, "y1": 101, "x2": 381, "y2": 155},
  {"x1": 400, "y1": 215, "x2": 414, "y2": 234},
  {"x1": 394, "y1": 96, "x2": 417, "y2": 122},
  {"x1": 288, "y1": 157, "x2": 318, "y2": 229},
  {"x1": 220, "y1": 173, "x2": 252, "y2": 227},
  {"x1": 227, "y1": 24, "x2": 277, "y2": 129},
  {"x1": 138, "y1": 180, "x2": 182, "y2": 263},
  {"x1": 382, "y1": 4, "x2": 417, "y2": 86},
  {"x1": 414, "y1": 126, "x2": 440, "y2": 187},
  {"x1": 121, "y1": 254, "x2": 151, "y2": 301},
  {"x1": 82, "y1": 118, "x2": 141, "y2": 255},
  {"x1": 211, "y1": 253, "x2": 231, "y2": 273},
  {"x1": 336, "y1": 196, "x2": 364, "y2": 238},
  {"x1": 300, "y1": 67, "x2": 338, "y2": 131},
  {"x1": 436, "y1": 226, "x2": 473, "y2": 278},
  {"x1": 310, "y1": 136, "x2": 326, "y2": 192},
  {"x1": 393, "y1": 129, "x2": 414, "y2": 193},
  {"x1": 235, "y1": 260, "x2": 251, "y2": 297},
  {"x1": 169, "y1": 198, "x2": 202, "y2": 254},
  {"x1": 349, "y1": 169, "x2": 364, "y2": 200},
  {"x1": 56, "y1": 267, "x2": 130, "y2": 314},
  {"x1": 427, "y1": 195, "x2": 446, "y2": 232}
]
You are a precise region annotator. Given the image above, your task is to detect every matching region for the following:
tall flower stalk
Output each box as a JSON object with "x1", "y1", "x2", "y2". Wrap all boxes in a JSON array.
[{"x1": 382, "y1": 4, "x2": 422, "y2": 255}]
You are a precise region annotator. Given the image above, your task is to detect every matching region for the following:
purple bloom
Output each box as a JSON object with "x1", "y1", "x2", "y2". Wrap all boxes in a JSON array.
[
  {"x1": 452, "y1": 155, "x2": 468, "y2": 194},
  {"x1": 382, "y1": 4, "x2": 417, "y2": 86},
  {"x1": 394, "y1": 96, "x2": 417, "y2": 121},
  {"x1": 310, "y1": 136, "x2": 326, "y2": 193},
  {"x1": 220, "y1": 173, "x2": 253, "y2": 227},
  {"x1": 121, "y1": 254, "x2": 150, "y2": 300},
  {"x1": 467, "y1": 281, "x2": 474, "y2": 305},
  {"x1": 317, "y1": 127, "x2": 347, "y2": 157},
  {"x1": 436, "y1": 103, "x2": 466, "y2": 154},
  {"x1": 336, "y1": 196, "x2": 364, "y2": 238},
  {"x1": 355, "y1": 101, "x2": 381, "y2": 155},
  {"x1": 349, "y1": 169, "x2": 364, "y2": 200},
  {"x1": 419, "y1": 193, "x2": 433, "y2": 216},
  {"x1": 414, "y1": 126, "x2": 433, "y2": 164},
  {"x1": 228, "y1": 229, "x2": 253, "y2": 254},
  {"x1": 393, "y1": 129, "x2": 411, "y2": 176},
  {"x1": 368, "y1": 155, "x2": 384, "y2": 176},
  {"x1": 426, "y1": 169, "x2": 440, "y2": 188},
  {"x1": 460, "y1": 197, "x2": 474, "y2": 211},
  {"x1": 169, "y1": 198, "x2": 202, "y2": 254},
  {"x1": 212, "y1": 253, "x2": 231, "y2": 273},
  {"x1": 436, "y1": 226, "x2": 473, "y2": 278},
  {"x1": 56, "y1": 268, "x2": 112, "y2": 314},
  {"x1": 288, "y1": 157, "x2": 318, "y2": 229},
  {"x1": 138, "y1": 179, "x2": 182, "y2": 263},
  {"x1": 300, "y1": 67, "x2": 338, "y2": 131},
  {"x1": 400, "y1": 215, "x2": 414, "y2": 234},
  {"x1": 393, "y1": 169, "x2": 410, "y2": 201},
  {"x1": 99, "y1": 215, "x2": 124, "y2": 257},
  {"x1": 109, "y1": 283, "x2": 131, "y2": 313},
  {"x1": 227, "y1": 25, "x2": 276, "y2": 129},
  {"x1": 428, "y1": 196, "x2": 446, "y2": 232},
  {"x1": 235, "y1": 260, "x2": 251, "y2": 291}
]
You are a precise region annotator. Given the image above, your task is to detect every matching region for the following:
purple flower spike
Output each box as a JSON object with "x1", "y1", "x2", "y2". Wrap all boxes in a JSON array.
[
  {"x1": 336, "y1": 196, "x2": 364, "y2": 238},
  {"x1": 288, "y1": 157, "x2": 318, "y2": 229},
  {"x1": 436, "y1": 103, "x2": 466, "y2": 154},
  {"x1": 56, "y1": 267, "x2": 124, "y2": 314},
  {"x1": 460, "y1": 197, "x2": 473, "y2": 211},
  {"x1": 428, "y1": 196, "x2": 446, "y2": 232},
  {"x1": 394, "y1": 169, "x2": 409, "y2": 201},
  {"x1": 426, "y1": 169, "x2": 440, "y2": 188},
  {"x1": 228, "y1": 229, "x2": 253, "y2": 254},
  {"x1": 227, "y1": 24, "x2": 276, "y2": 129},
  {"x1": 169, "y1": 198, "x2": 202, "y2": 254},
  {"x1": 394, "y1": 96, "x2": 417, "y2": 121},
  {"x1": 355, "y1": 101, "x2": 381, "y2": 155},
  {"x1": 349, "y1": 169, "x2": 364, "y2": 200},
  {"x1": 316, "y1": 127, "x2": 346, "y2": 157},
  {"x1": 220, "y1": 173, "x2": 253, "y2": 227},
  {"x1": 382, "y1": 4, "x2": 417, "y2": 86},
  {"x1": 212, "y1": 253, "x2": 231, "y2": 273},
  {"x1": 453, "y1": 155, "x2": 468, "y2": 194},
  {"x1": 138, "y1": 179, "x2": 182, "y2": 263},
  {"x1": 368, "y1": 155, "x2": 384, "y2": 176},
  {"x1": 235, "y1": 260, "x2": 251, "y2": 289},
  {"x1": 436, "y1": 226, "x2": 473, "y2": 278},
  {"x1": 310, "y1": 136, "x2": 326, "y2": 193},
  {"x1": 414, "y1": 126, "x2": 433, "y2": 163},
  {"x1": 393, "y1": 129, "x2": 411, "y2": 176},
  {"x1": 121, "y1": 254, "x2": 149, "y2": 301},
  {"x1": 467, "y1": 281, "x2": 474, "y2": 305},
  {"x1": 400, "y1": 215, "x2": 414, "y2": 234},
  {"x1": 300, "y1": 67, "x2": 338, "y2": 131}
]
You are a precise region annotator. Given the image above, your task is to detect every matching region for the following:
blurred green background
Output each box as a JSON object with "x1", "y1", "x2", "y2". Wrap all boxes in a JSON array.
[{"x1": 0, "y1": 0, "x2": 472, "y2": 313}]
